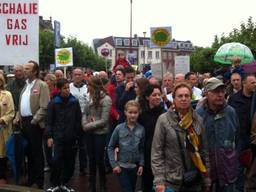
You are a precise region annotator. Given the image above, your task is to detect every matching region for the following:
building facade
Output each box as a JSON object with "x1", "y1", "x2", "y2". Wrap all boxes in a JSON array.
[{"x1": 93, "y1": 35, "x2": 194, "y2": 74}]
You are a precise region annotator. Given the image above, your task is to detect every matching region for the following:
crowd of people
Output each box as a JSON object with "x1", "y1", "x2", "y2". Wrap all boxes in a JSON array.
[{"x1": 0, "y1": 58, "x2": 255, "y2": 192}]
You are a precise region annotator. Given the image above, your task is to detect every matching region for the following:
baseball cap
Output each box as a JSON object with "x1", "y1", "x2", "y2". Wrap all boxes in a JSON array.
[{"x1": 205, "y1": 77, "x2": 225, "y2": 92}]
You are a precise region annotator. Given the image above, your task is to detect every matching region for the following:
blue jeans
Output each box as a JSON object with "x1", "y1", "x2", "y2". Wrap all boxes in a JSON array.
[{"x1": 117, "y1": 167, "x2": 137, "y2": 192}]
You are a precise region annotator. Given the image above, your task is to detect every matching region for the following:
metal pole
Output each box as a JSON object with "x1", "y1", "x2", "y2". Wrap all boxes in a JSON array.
[
  {"x1": 129, "y1": 0, "x2": 132, "y2": 53},
  {"x1": 143, "y1": 31, "x2": 146, "y2": 64}
]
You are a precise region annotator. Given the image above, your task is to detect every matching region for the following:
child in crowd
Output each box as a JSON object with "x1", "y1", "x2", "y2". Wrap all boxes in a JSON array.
[
  {"x1": 45, "y1": 78, "x2": 82, "y2": 192},
  {"x1": 108, "y1": 100, "x2": 145, "y2": 192}
]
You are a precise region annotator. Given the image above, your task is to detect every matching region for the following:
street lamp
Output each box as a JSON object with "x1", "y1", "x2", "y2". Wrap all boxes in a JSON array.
[
  {"x1": 129, "y1": 0, "x2": 133, "y2": 53},
  {"x1": 143, "y1": 31, "x2": 146, "y2": 64}
]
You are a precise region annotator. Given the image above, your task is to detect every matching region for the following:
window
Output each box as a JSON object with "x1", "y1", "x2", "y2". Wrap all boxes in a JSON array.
[
  {"x1": 143, "y1": 39, "x2": 150, "y2": 47},
  {"x1": 163, "y1": 52, "x2": 167, "y2": 59},
  {"x1": 124, "y1": 39, "x2": 130, "y2": 46},
  {"x1": 109, "y1": 49, "x2": 112, "y2": 57},
  {"x1": 115, "y1": 39, "x2": 122, "y2": 46},
  {"x1": 141, "y1": 50, "x2": 145, "y2": 58},
  {"x1": 155, "y1": 51, "x2": 160, "y2": 59},
  {"x1": 148, "y1": 51, "x2": 152, "y2": 59},
  {"x1": 132, "y1": 39, "x2": 137, "y2": 46}
]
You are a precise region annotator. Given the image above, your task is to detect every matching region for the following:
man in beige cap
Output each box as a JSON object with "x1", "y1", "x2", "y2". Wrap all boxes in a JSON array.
[{"x1": 196, "y1": 77, "x2": 240, "y2": 192}]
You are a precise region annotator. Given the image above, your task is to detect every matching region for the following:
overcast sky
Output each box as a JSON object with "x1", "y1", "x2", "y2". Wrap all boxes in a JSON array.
[{"x1": 39, "y1": 0, "x2": 256, "y2": 48}]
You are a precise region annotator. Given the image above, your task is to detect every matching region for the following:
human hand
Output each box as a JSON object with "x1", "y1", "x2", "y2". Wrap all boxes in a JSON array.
[
  {"x1": 13, "y1": 118, "x2": 19, "y2": 125},
  {"x1": 31, "y1": 119, "x2": 37, "y2": 125},
  {"x1": 113, "y1": 166, "x2": 121, "y2": 174},
  {"x1": 155, "y1": 184, "x2": 165, "y2": 192},
  {"x1": 137, "y1": 166, "x2": 143, "y2": 176},
  {"x1": 47, "y1": 138, "x2": 54, "y2": 148},
  {"x1": 125, "y1": 82, "x2": 134, "y2": 91}
]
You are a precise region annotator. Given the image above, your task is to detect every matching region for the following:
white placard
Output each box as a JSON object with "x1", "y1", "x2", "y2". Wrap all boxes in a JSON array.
[
  {"x1": 174, "y1": 56, "x2": 190, "y2": 75},
  {"x1": 55, "y1": 47, "x2": 73, "y2": 67},
  {"x1": 0, "y1": 0, "x2": 39, "y2": 65}
]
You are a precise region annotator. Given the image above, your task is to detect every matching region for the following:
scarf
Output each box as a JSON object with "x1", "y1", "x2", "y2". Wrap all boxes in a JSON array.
[{"x1": 178, "y1": 110, "x2": 207, "y2": 175}]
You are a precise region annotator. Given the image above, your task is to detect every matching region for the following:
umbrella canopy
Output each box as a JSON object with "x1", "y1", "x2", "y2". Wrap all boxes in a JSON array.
[{"x1": 214, "y1": 42, "x2": 254, "y2": 65}]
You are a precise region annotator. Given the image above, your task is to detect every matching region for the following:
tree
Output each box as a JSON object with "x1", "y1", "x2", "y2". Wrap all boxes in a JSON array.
[
  {"x1": 191, "y1": 47, "x2": 219, "y2": 73},
  {"x1": 39, "y1": 30, "x2": 55, "y2": 70},
  {"x1": 191, "y1": 17, "x2": 256, "y2": 73},
  {"x1": 39, "y1": 31, "x2": 109, "y2": 71}
]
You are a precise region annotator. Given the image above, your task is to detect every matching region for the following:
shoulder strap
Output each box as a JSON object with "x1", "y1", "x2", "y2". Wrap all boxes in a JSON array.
[{"x1": 174, "y1": 128, "x2": 188, "y2": 171}]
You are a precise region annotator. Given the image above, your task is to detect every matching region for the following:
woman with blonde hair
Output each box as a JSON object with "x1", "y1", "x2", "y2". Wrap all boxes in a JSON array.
[
  {"x1": 0, "y1": 74, "x2": 15, "y2": 184},
  {"x1": 82, "y1": 76, "x2": 112, "y2": 192}
]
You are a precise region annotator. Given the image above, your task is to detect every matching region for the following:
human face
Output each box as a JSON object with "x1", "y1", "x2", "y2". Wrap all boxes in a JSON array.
[
  {"x1": 147, "y1": 88, "x2": 162, "y2": 108},
  {"x1": 163, "y1": 76, "x2": 174, "y2": 92},
  {"x1": 188, "y1": 74, "x2": 198, "y2": 87},
  {"x1": 44, "y1": 78, "x2": 54, "y2": 89},
  {"x1": 125, "y1": 106, "x2": 139, "y2": 125},
  {"x1": 60, "y1": 83, "x2": 70, "y2": 97},
  {"x1": 24, "y1": 63, "x2": 35, "y2": 80},
  {"x1": 55, "y1": 70, "x2": 63, "y2": 80},
  {"x1": 14, "y1": 66, "x2": 24, "y2": 79},
  {"x1": 206, "y1": 87, "x2": 226, "y2": 109},
  {"x1": 175, "y1": 74, "x2": 185, "y2": 84},
  {"x1": 116, "y1": 70, "x2": 124, "y2": 83},
  {"x1": 125, "y1": 72, "x2": 135, "y2": 83},
  {"x1": 244, "y1": 75, "x2": 256, "y2": 93},
  {"x1": 231, "y1": 73, "x2": 242, "y2": 90},
  {"x1": 72, "y1": 69, "x2": 84, "y2": 84},
  {"x1": 173, "y1": 87, "x2": 191, "y2": 113}
]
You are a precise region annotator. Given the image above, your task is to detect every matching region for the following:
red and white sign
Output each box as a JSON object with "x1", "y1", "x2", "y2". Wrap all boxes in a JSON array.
[{"x1": 0, "y1": 0, "x2": 39, "y2": 65}]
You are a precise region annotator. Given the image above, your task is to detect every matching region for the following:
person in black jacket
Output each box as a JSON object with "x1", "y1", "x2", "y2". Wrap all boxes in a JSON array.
[
  {"x1": 138, "y1": 84, "x2": 165, "y2": 192},
  {"x1": 45, "y1": 78, "x2": 82, "y2": 192}
]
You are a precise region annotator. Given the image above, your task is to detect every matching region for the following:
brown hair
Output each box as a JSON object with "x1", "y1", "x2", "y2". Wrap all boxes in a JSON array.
[
  {"x1": 172, "y1": 82, "x2": 192, "y2": 98},
  {"x1": 88, "y1": 76, "x2": 107, "y2": 108},
  {"x1": 135, "y1": 77, "x2": 149, "y2": 96},
  {"x1": 28, "y1": 60, "x2": 40, "y2": 77}
]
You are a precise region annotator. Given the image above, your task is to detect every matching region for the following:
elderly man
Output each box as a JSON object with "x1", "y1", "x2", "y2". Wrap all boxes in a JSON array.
[
  {"x1": 197, "y1": 77, "x2": 239, "y2": 192},
  {"x1": 54, "y1": 69, "x2": 64, "y2": 80},
  {"x1": 175, "y1": 73, "x2": 185, "y2": 84},
  {"x1": 162, "y1": 72, "x2": 174, "y2": 109},
  {"x1": 7, "y1": 64, "x2": 26, "y2": 112},
  {"x1": 14, "y1": 60, "x2": 50, "y2": 189},
  {"x1": 69, "y1": 68, "x2": 88, "y2": 176}
]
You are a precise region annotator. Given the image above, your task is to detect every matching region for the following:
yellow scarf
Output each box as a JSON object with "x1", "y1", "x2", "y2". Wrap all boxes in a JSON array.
[{"x1": 178, "y1": 111, "x2": 207, "y2": 174}]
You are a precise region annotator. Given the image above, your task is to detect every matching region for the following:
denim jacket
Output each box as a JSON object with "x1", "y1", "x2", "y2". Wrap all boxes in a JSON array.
[
  {"x1": 108, "y1": 122, "x2": 145, "y2": 168},
  {"x1": 196, "y1": 103, "x2": 240, "y2": 186}
]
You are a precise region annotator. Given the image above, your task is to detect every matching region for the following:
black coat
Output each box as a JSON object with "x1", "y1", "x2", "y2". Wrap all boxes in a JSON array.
[
  {"x1": 46, "y1": 94, "x2": 82, "y2": 142},
  {"x1": 138, "y1": 105, "x2": 165, "y2": 168}
]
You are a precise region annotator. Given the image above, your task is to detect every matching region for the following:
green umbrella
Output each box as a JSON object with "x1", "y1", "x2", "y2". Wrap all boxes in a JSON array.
[{"x1": 214, "y1": 42, "x2": 254, "y2": 65}]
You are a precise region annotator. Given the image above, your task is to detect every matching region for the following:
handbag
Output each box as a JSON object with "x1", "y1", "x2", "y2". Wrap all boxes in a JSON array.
[{"x1": 174, "y1": 129, "x2": 200, "y2": 187}]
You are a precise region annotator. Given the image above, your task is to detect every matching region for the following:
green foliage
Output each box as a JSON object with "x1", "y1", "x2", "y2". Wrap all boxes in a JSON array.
[
  {"x1": 39, "y1": 31, "x2": 108, "y2": 71},
  {"x1": 192, "y1": 17, "x2": 256, "y2": 73},
  {"x1": 39, "y1": 30, "x2": 55, "y2": 70},
  {"x1": 212, "y1": 16, "x2": 256, "y2": 56},
  {"x1": 191, "y1": 47, "x2": 219, "y2": 73}
]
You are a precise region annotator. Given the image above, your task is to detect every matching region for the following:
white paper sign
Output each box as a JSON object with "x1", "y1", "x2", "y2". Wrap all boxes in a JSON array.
[
  {"x1": 55, "y1": 47, "x2": 73, "y2": 67},
  {"x1": 0, "y1": 0, "x2": 39, "y2": 65},
  {"x1": 174, "y1": 56, "x2": 190, "y2": 75}
]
